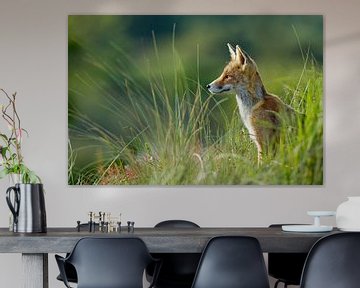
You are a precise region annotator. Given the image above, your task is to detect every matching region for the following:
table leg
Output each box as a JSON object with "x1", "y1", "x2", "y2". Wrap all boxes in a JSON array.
[{"x1": 22, "y1": 253, "x2": 48, "y2": 288}]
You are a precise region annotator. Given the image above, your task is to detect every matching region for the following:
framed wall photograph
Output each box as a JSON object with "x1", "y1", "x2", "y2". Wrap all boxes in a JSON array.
[{"x1": 68, "y1": 15, "x2": 323, "y2": 185}]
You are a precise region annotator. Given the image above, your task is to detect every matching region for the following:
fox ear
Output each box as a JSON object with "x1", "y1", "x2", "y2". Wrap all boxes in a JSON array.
[
  {"x1": 235, "y1": 45, "x2": 247, "y2": 65},
  {"x1": 227, "y1": 43, "x2": 236, "y2": 61}
]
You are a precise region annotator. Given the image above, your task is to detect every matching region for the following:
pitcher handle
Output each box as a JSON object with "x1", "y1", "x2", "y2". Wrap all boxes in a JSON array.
[{"x1": 6, "y1": 186, "x2": 20, "y2": 224}]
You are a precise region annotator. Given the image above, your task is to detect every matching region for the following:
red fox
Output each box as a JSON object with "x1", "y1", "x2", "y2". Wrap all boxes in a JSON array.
[{"x1": 207, "y1": 44, "x2": 294, "y2": 163}]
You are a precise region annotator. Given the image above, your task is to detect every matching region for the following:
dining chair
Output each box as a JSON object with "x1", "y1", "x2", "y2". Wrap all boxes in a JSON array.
[
  {"x1": 300, "y1": 232, "x2": 360, "y2": 288},
  {"x1": 55, "y1": 237, "x2": 161, "y2": 288},
  {"x1": 56, "y1": 223, "x2": 99, "y2": 284},
  {"x1": 191, "y1": 236, "x2": 270, "y2": 288},
  {"x1": 268, "y1": 224, "x2": 308, "y2": 288},
  {"x1": 147, "y1": 220, "x2": 201, "y2": 288}
]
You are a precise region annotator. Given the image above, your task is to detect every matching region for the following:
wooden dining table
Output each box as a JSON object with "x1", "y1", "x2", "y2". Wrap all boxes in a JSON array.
[{"x1": 0, "y1": 226, "x2": 339, "y2": 288}]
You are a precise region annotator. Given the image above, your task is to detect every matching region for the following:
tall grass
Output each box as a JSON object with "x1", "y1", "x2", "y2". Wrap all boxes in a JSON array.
[{"x1": 68, "y1": 39, "x2": 323, "y2": 185}]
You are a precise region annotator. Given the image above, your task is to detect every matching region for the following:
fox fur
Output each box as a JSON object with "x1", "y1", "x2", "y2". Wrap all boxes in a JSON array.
[{"x1": 207, "y1": 44, "x2": 294, "y2": 163}]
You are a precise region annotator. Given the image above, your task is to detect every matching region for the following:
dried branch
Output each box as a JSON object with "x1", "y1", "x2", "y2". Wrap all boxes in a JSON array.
[{"x1": 0, "y1": 88, "x2": 40, "y2": 182}]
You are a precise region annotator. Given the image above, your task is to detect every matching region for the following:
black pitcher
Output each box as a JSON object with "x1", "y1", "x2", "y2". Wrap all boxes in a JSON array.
[{"x1": 6, "y1": 183, "x2": 47, "y2": 233}]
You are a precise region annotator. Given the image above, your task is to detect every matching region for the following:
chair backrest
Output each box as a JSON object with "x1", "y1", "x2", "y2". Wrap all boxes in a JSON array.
[
  {"x1": 66, "y1": 237, "x2": 154, "y2": 288},
  {"x1": 150, "y1": 220, "x2": 201, "y2": 287},
  {"x1": 191, "y1": 236, "x2": 270, "y2": 288},
  {"x1": 300, "y1": 232, "x2": 360, "y2": 288},
  {"x1": 268, "y1": 224, "x2": 308, "y2": 285},
  {"x1": 155, "y1": 219, "x2": 200, "y2": 228}
]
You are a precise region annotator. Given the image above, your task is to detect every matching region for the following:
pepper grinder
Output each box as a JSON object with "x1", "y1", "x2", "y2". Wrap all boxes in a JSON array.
[
  {"x1": 77, "y1": 221, "x2": 81, "y2": 232},
  {"x1": 88, "y1": 211, "x2": 93, "y2": 232},
  {"x1": 127, "y1": 221, "x2": 135, "y2": 233}
]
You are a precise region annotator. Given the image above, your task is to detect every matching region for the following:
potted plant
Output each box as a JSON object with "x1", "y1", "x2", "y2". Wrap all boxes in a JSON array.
[
  {"x1": 1, "y1": 88, "x2": 46, "y2": 233},
  {"x1": 0, "y1": 89, "x2": 40, "y2": 183}
]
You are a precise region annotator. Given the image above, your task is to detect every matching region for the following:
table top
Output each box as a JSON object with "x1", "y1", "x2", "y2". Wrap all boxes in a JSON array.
[{"x1": 0, "y1": 227, "x2": 340, "y2": 254}]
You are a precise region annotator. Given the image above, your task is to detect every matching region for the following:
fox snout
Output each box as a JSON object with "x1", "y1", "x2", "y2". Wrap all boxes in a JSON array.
[
  {"x1": 206, "y1": 83, "x2": 224, "y2": 90},
  {"x1": 206, "y1": 83, "x2": 224, "y2": 92},
  {"x1": 207, "y1": 81, "x2": 232, "y2": 94}
]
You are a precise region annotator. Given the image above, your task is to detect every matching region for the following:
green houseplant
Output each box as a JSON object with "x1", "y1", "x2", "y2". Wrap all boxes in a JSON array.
[{"x1": 0, "y1": 88, "x2": 40, "y2": 184}]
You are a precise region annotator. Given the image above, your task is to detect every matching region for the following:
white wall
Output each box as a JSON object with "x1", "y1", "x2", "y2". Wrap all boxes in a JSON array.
[{"x1": 0, "y1": 0, "x2": 360, "y2": 287}]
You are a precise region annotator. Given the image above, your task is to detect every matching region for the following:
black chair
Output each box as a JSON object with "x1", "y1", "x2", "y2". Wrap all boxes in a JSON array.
[
  {"x1": 147, "y1": 220, "x2": 201, "y2": 288},
  {"x1": 191, "y1": 236, "x2": 270, "y2": 288},
  {"x1": 300, "y1": 232, "x2": 360, "y2": 288},
  {"x1": 56, "y1": 223, "x2": 99, "y2": 284},
  {"x1": 55, "y1": 237, "x2": 160, "y2": 288},
  {"x1": 268, "y1": 224, "x2": 308, "y2": 288},
  {"x1": 56, "y1": 262, "x2": 77, "y2": 284}
]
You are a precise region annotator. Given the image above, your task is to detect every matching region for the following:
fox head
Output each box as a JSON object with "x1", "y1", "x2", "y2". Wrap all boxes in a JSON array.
[{"x1": 207, "y1": 44, "x2": 259, "y2": 95}]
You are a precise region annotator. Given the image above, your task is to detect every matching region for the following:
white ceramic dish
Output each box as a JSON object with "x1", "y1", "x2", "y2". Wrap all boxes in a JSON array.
[
  {"x1": 338, "y1": 227, "x2": 360, "y2": 232},
  {"x1": 282, "y1": 225, "x2": 333, "y2": 233},
  {"x1": 307, "y1": 211, "x2": 336, "y2": 217}
]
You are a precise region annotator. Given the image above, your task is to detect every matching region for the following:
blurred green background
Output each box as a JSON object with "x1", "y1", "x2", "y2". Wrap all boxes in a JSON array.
[
  {"x1": 68, "y1": 15, "x2": 323, "y2": 185},
  {"x1": 69, "y1": 15, "x2": 322, "y2": 87}
]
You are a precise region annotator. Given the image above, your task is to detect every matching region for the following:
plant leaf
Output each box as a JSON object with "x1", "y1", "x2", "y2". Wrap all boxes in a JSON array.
[{"x1": 0, "y1": 169, "x2": 9, "y2": 179}]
